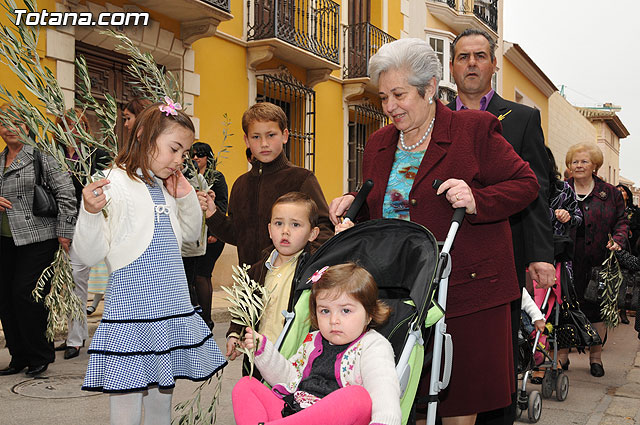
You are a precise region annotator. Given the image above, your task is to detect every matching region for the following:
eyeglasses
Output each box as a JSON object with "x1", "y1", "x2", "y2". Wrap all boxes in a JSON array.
[
  {"x1": 192, "y1": 153, "x2": 208, "y2": 158},
  {"x1": 571, "y1": 160, "x2": 591, "y2": 166}
]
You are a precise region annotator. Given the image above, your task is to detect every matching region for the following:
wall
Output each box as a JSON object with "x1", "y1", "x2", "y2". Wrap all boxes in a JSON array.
[
  {"x1": 547, "y1": 92, "x2": 596, "y2": 173},
  {"x1": 501, "y1": 56, "x2": 549, "y2": 142}
]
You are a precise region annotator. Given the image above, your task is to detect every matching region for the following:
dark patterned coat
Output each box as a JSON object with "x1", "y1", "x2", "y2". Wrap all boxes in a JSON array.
[{"x1": 570, "y1": 175, "x2": 629, "y2": 322}]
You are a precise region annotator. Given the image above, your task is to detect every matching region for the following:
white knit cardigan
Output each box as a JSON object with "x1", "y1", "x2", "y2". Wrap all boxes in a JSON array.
[{"x1": 72, "y1": 167, "x2": 202, "y2": 272}]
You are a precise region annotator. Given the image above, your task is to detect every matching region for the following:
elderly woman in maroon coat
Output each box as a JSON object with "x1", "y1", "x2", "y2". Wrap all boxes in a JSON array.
[
  {"x1": 329, "y1": 38, "x2": 539, "y2": 424},
  {"x1": 560, "y1": 143, "x2": 628, "y2": 378}
]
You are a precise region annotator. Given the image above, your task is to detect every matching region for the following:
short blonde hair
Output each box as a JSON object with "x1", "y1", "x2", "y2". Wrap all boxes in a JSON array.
[{"x1": 565, "y1": 143, "x2": 604, "y2": 172}]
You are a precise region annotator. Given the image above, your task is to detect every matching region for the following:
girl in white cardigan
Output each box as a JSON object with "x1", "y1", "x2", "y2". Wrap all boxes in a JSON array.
[
  {"x1": 72, "y1": 101, "x2": 226, "y2": 425},
  {"x1": 232, "y1": 262, "x2": 402, "y2": 425}
]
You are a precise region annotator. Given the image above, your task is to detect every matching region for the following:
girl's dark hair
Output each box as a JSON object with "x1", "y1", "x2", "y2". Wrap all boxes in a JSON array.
[
  {"x1": 114, "y1": 102, "x2": 195, "y2": 184},
  {"x1": 616, "y1": 184, "x2": 635, "y2": 208},
  {"x1": 309, "y1": 263, "x2": 390, "y2": 330},
  {"x1": 191, "y1": 142, "x2": 214, "y2": 160},
  {"x1": 124, "y1": 98, "x2": 152, "y2": 116}
]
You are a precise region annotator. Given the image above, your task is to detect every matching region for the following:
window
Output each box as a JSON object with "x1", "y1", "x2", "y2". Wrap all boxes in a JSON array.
[
  {"x1": 427, "y1": 32, "x2": 456, "y2": 98},
  {"x1": 347, "y1": 102, "x2": 388, "y2": 192},
  {"x1": 256, "y1": 69, "x2": 316, "y2": 171}
]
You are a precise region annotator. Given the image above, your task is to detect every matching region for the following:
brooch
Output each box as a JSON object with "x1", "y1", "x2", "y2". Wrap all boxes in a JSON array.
[
  {"x1": 598, "y1": 191, "x2": 607, "y2": 200},
  {"x1": 498, "y1": 110, "x2": 512, "y2": 121}
]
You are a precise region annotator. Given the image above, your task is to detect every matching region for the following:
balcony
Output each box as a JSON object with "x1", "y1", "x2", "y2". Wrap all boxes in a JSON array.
[
  {"x1": 343, "y1": 22, "x2": 396, "y2": 79},
  {"x1": 247, "y1": 0, "x2": 341, "y2": 84},
  {"x1": 129, "y1": 0, "x2": 233, "y2": 44},
  {"x1": 473, "y1": 0, "x2": 498, "y2": 32},
  {"x1": 426, "y1": 0, "x2": 498, "y2": 35}
]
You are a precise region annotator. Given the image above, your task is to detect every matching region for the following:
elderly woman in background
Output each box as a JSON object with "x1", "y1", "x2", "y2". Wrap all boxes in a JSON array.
[
  {"x1": 329, "y1": 38, "x2": 540, "y2": 424},
  {"x1": 0, "y1": 105, "x2": 77, "y2": 376},
  {"x1": 561, "y1": 143, "x2": 628, "y2": 377}
]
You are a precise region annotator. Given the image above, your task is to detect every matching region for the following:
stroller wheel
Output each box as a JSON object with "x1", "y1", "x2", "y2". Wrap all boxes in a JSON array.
[
  {"x1": 541, "y1": 370, "x2": 554, "y2": 398},
  {"x1": 555, "y1": 373, "x2": 569, "y2": 401},
  {"x1": 527, "y1": 390, "x2": 542, "y2": 423}
]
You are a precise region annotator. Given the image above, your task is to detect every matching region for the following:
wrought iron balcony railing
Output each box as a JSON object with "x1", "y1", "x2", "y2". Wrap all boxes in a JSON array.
[
  {"x1": 474, "y1": 0, "x2": 498, "y2": 31},
  {"x1": 201, "y1": 0, "x2": 230, "y2": 13},
  {"x1": 343, "y1": 22, "x2": 396, "y2": 79},
  {"x1": 247, "y1": 0, "x2": 340, "y2": 64}
]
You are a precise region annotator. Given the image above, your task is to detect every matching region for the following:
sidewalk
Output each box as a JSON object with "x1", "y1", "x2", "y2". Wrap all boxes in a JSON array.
[{"x1": 1, "y1": 305, "x2": 639, "y2": 424}]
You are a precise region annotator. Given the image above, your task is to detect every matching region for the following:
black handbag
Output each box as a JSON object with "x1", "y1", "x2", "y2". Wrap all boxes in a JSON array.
[
  {"x1": 584, "y1": 266, "x2": 605, "y2": 303},
  {"x1": 32, "y1": 149, "x2": 58, "y2": 217},
  {"x1": 554, "y1": 262, "x2": 602, "y2": 351}
]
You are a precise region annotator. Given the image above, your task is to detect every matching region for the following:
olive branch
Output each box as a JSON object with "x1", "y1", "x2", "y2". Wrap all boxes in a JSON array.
[
  {"x1": 31, "y1": 245, "x2": 84, "y2": 341},
  {"x1": 222, "y1": 264, "x2": 272, "y2": 378},
  {"x1": 172, "y1": 369, "x2": 224, "y2": 425},
  {"x1": 599, "y1": 242, "x2": 623, "y2": 329}
]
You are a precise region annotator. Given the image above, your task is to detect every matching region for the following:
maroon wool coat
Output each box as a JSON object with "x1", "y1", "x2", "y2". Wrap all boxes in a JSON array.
[{"x1": 360, "y1": 101, "x2": 539, "y2": 318}]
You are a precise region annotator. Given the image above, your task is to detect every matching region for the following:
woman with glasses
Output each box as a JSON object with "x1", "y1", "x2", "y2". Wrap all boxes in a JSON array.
[
  {"x1": 561, "y1": 143, "x2": 628, "y2": 377},
  {"x1": 183, "y1": 142, "x2": 228, "y2": 329}
]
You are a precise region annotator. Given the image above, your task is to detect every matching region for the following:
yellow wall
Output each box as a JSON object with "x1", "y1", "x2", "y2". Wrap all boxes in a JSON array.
[
  {"x1": 501, "y1": 57, "x2": 549, "y2": 143},
  {"x1": 426, "y1": 14, "x2": 456, "y2": 34},
  {"x1": 314, "y1": 79, "x2": 345, "y2": 201},
  {"x1": 216, "y1": 0, "x2": 244, "y2": 39},
  {"x1": 371, "y1": 0, "x2": 382, "y2": 28},
  {"x1": 388, "y1": 0, "x2": 403, "y2": 38},
  {"x1": 192, "y1": 36, "x2": 249, "y2": 186}
]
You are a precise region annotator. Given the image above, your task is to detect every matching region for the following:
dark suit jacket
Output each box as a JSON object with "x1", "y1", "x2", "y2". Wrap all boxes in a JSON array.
[
  {"x1": 361, "y1": 101, "x2": 539, "y2": 318},
  {"x1": 448, "y1": 94, "x2": 554, "y2": 288}
]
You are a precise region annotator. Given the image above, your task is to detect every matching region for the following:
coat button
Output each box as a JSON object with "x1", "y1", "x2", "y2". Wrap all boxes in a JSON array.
[
  {"x1": 17, "y1": 195, "x2": 22, "y2": 199},
  {"x1": 410, "y1": 199, "x2": 417, "y2": 206},
  {"x1": 15, "y1": 174, "x2": 20, "y2": 178},
  {"x1": 470, "y1": 272, "x2": 477, "y2": 279},
  {"x1": 584, "y1": 205, "x2": 589, "y2": 211},
  {"x1": 25, "y1": 215, "x2": 31, "y2": 220}
]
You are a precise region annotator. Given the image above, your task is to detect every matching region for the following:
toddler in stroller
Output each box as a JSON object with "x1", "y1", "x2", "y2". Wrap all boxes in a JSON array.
[{"x1": 231, "y1": 262, "x2": 402, "y2": 425}]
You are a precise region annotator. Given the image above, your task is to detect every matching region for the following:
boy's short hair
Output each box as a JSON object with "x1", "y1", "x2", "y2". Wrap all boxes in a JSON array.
[
  {"x1": 271, "y1": 192, "x2": 318, "y2": 228},
  {"x1": 242, "y1": 102, "x2": 288, "y2": 134}
]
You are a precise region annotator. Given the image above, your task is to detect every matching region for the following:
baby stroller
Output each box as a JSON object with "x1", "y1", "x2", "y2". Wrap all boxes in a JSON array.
[
  {"x1": 516, "y1": 286, "x2": 569, "y2": 423},
  {"x1": 274, "y1": 181, "x2": 465, "y2": 425}
]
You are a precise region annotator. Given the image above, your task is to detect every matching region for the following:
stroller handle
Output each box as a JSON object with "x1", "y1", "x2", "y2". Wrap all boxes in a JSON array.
[
  {"x1": 344, "y1": 179, "x2": 374, "y2": 223},
  {"x1": 432, "y1": 179, "x2": 466, "y2": 225}
]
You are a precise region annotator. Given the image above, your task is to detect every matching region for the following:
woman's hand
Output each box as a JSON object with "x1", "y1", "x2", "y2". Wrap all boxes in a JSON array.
[
  {"x1": 207, "y1": 235, "x2": 217, "y2": 244},
  {"x1": 242, "y1": 327, "x2": 261, "y2": 350},
  {"x1": 82, "y1": 179, "x2": 110, "y2": 214},
  {"x1": 164, "y1": 170, "x2": 192, "y2": 198},
  {"x1": 198, "y1": 190, "x2": 217, "y2": 218},
  {"x1": 0, "y1": 196, "x2": 12, "y2": 212},
  {"x1": 58, "y1": 237, "x2": 71, "y2": 253},
  {"x1": 555, "y1": 209, "x2": 570, "y2": 223},
  {"x1": 329, "y1": 194, "x2": 355, "y2": 225},
  {"x1": 335, "y1": 219, "x2": 354, "y2": 235},
  {"x1": 606, "y1": 240, "x2": 622, "y2": 251},
  {"x1": 226, "y1": 336, "x2": 241, "y2": 361},
  {"x1": 436, "y1": 178, "x2": 477, "y2": 214}
]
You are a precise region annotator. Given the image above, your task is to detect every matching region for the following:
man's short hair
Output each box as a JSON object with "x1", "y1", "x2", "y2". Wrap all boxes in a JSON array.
[
  {"x1": 242, "y1": 102, "x2": 288, "y2": 134},
  {"x1": 451, "y1": 28, "x2": 497, "y2": 62}
]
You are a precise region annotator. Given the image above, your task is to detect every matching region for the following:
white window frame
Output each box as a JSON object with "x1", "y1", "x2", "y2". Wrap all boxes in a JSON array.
[{"x1": 425, "y1": 29, "x2": 456, "y2": 93}]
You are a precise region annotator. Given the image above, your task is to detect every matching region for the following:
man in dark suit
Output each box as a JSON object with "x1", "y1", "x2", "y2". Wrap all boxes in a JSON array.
[{"x1": 447, "y1": 28, "x2": 555, "y2": 425}]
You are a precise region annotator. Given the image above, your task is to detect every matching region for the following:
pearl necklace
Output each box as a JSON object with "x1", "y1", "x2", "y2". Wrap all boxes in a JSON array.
[
  {"x1": 575, "y1": 179, "x2": 594, "y2": 202},
  {"x1": 400, "y1": 117, "x2": 436, "y2": 151}
]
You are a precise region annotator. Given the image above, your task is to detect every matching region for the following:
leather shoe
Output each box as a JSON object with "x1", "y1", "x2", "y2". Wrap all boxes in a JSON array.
[
  {"x1": 64, "y1": 346, "x2": 81, "y2": 360},
  {"x1": 55, "y1": 342, "x2": 68, "y2": 351},
  {"x1": 25, "y1": 364, "x2": 48, "y2": 377},
  {"x1": 620, "y1": 310, "x2": 630, "y2": 324},
  {"x1": 590, "y1": 362, "x2": 605, "y2": 377},
  {"x1": 0, "y1": 364, "x2": 27, "y2": 376}
]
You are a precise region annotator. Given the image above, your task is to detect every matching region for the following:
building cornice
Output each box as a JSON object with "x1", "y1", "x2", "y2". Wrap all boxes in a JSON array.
[{"x1": 503, "y1": 41, "x2": 557, "y2": 98}]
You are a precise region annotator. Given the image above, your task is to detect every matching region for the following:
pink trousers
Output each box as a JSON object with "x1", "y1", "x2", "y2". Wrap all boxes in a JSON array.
[{"x1": 232, "y1": 377, "x2": 372, "y2": 425}]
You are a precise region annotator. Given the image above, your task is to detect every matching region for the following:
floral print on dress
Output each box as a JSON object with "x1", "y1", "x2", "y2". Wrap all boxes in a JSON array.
[{"x1": 383, "y1": 149, "x2": 426, "y2": 220}]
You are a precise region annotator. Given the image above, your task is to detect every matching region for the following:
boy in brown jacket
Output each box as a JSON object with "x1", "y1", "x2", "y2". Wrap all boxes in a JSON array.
[{"x1": 202, "y1": 102, "x2": 333, "y2": 267}]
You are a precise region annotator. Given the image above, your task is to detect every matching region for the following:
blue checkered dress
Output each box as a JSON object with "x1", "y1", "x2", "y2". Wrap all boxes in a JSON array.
[{"x1": 82, "y1": 183, "x2": 226, "y2": 393}]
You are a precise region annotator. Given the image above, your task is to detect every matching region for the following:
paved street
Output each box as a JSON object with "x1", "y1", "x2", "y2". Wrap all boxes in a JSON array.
[{"x1": 0, "y1": 304, "x2": 638, "y2": 424}]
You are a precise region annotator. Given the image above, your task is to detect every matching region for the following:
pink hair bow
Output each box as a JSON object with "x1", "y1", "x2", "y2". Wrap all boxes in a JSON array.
[
  {"x1": 159, "y1": 96, "x2": 182, "y2": 116},
  {"x1": 308, "y1": 266, "x2": 329, "y2": 284}
]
